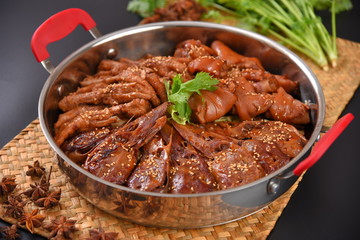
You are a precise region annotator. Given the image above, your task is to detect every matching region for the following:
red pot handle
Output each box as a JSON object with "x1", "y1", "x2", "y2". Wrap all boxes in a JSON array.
[
  {"x1": 293, "y1": 113, "x2": 354, "y2": 176},
  {"x1": 31, "y1": 8, "x2": 98, "y2": 63}
]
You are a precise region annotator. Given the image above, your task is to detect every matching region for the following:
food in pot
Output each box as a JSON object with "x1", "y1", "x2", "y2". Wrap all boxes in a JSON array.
[
  {"x1": 54, "y1": 39, "x2": 309, "y2": 193},
  {"x1": 139, "y1": 0, "x2": 206, "y2": 24}
]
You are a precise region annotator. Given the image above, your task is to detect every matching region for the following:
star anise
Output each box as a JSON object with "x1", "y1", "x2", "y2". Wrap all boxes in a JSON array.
[
  {"x1": 26, "y1": 160, "x2": 46, "y2": 178},
  {"x1": 3, "y1": 194, "x2": 27, "y2": 219},
  {"x1": 22, "y1": 175, "x2": 49, "y2": 201},
  {"x1": 86, "y1": 228, "x2": 119, "y2": 240},
  {"x1": 0, "y1": 176, "x2": 17, "y2": 197},
  {"x1": 112, "y1": 192, "x2": 136, "y2": 215},
  {"x1": 0, "y1": 224, "x2": 20, "y2": 240},
  {"x1": 43, "y1": 216, "x2": 78, "y2": 239},
  {"x1": 143, "y1": 199, "x2": 160, "y2": 217},
  {"x1": 96, "y1": 182, "x2": 112, "y2": 199},
  {"x1": 18, "y1": 208, "x2": 45, "y2": 234},
  {"x1": 35, "y1": 189, "x2": 61, "y2": 209}
]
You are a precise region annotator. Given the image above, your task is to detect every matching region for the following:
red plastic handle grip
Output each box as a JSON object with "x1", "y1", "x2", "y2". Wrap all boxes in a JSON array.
[
  {"x1": 31, "y1": 8, "x2": 96, "y2": 62},
  {"x1": 293, "y1": 113, "x2": 354, "y2": 176}
]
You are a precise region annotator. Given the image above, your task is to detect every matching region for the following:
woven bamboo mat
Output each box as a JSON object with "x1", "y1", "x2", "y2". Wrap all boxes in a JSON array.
[{"x1": 0, "y1": 38, "x2": 359, "y2": 240}]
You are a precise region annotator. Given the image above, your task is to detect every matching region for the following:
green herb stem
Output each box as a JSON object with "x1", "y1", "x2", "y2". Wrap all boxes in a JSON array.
[
  {"x1": 247, "y1": 0, "x2": 329, "y2": 69},
  {"x1": 331, "y1": 0, "x2": 338, "y2": 67},
  {"x1": 194, "y1": 0, "x2": 351, "y2": 70},
  {"x1": 268, "y1": 29, "x2": 328, "y2": 70},
  {"x1": 209, "y1": 2, "x2": 242, "y2": 18}
]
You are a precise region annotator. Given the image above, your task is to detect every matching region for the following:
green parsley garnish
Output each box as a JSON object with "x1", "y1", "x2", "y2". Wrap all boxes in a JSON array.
[
  {"x1": 165, "y1": 72, "x2": 219, "y2": 125},
  {"x1": 199, "y1": 0, "x2": 353, "y2": 70},
  {"x1": 127, "y1": 0, "x2": 166, "y2": 18}
]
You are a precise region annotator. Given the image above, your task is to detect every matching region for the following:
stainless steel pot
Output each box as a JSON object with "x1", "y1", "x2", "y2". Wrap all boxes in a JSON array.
[{"x1": 31, "y1": 8, "x2": 353, "y2": 228}]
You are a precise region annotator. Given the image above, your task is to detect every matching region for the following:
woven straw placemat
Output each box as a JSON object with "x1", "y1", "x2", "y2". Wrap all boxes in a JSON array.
[{"x1": 0, "y1": 38, "x2": 359, "y2": 239}]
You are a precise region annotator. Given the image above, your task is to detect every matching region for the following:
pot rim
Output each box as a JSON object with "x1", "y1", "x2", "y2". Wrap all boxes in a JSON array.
[{"x1": 38, "y1": 21, "x2": 325, "y2": 198}]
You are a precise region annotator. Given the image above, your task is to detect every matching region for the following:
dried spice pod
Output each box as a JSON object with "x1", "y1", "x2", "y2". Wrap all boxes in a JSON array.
[
  {"x1": 112, "y1": 192, "x2": 137, "y2": 215},
  {"x1": 22, "y1": 175, "x2": 49, "y2": 201},
  {"x1": 86, "y1": 228, "x2": 118, "y2": 240},
  {"x1": 34, "y1": 189, "x2": 61, "y2": 209},
  {"x1": 3, "y1": 194, "x2": 27, "y2": 219},
  {"x1": 0, "y1": 176, "x2": 17, "y2": 197},
  {"x1": 18, "y1": 208, "x2": 45, "y2": 234},
  {"x1": 0, "y1": 224, "x2": 20, "y2": 240},
  {"x1": 43, "y1": 216, "x2": 78, "y2": 239},
  {"x1": 26, "y1": 160, "x2": 46, "y2": 178}
]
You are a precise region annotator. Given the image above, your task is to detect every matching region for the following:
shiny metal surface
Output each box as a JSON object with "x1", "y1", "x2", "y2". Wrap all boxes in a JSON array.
[
  {"x1": 40, "y1": 58, "x2": 55, "y2": 74},
  {"x1": 38, "y1": 21, "x2": 325, "y2": 228},
  {"x1": 88, "y1": 27, "x2": 102, "y2": 39}
]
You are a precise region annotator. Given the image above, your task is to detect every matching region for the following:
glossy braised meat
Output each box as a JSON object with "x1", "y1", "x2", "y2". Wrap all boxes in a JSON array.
[
  {"x1": 233, "y1": 78, "x2": 274, "y2": 121},
  {"x1": 214, "y1": 66, "x2": 307, "y2": 123},
  {"x1": 83, "y1": 102, "x2": 168, "y2": 184},
  {"x1": 116, "y1": 66, "x2": 166, "y2": 103},
  {"x1": 142, "y1": 56, "x2": 190, "y2": 78},
  {"x1": 54, "y1": 38, "x2": 310, "y2": 194},
  {"x1": 81, "y1": 62, "x2": 172, "y2": 103},
  {"x1": 273, "y1": 75, "x2": 299, "y2": 93},
  {"x1": 144, "y1": 70, "x2": 168, "y2": 103},
  {"x1": 208, "y1": 145, "x2": 266, "y2": 189},
  {"x1": 235, "y1": 68, "x2": 298, "y2": 93},
  {"x1": 204, "y1": 120, "x2": 308, "y2": 158},
  {"x1": 58, "y1": 81, "x2": 158, "y2": 111},
  {"x1": 211, "y1": 40, "x2": 264, "y2": 70},
  {"x1": 61, "y1": 127, "x2": 111, "y2": 164},
  {"x1": 96, "y1": 59, "x2": 134, "y2": 72},
  {"x1": 187, "y1": 56, "x2": 227, "y2": 78},
  {"x1": 161, "y1": 124, "x2": 218, "y2": 193},
  {"x1": 171, "y1": 120, "x2": 239, "y2": 159},
  {"x1": 174, "y1": 39, "x2": 215, "y2": 59},
  {"x1": 252, "y1": 78, "x2": 279, "y2": 94},
  {"x1": 188, "y1": 87, "x2": 237, "y2": 124},
  {"x1": 140, "y1": 0, "x2": 206, "y2": 24},
  {"x1": 80, "y1": 58, "x2": 142, "y2": 87},
  {"x1": 54, "y1": 105, "x2": 102, "y2": 129},
  {"x1": 127, "y1": 134, "x2": 171, "y2": 192},
  {"x1": 180, "y1": 44, "x2": 306, "y2": 124},
  {"x1": 241, "y1": 139, "x2": 290, "y2": 174},
  {"x1": 171, "y1": 121, "x2": 265, "y2": 189},
  {"x1": 269, "y1": 87, "x2": 310, "y2": 124},
  {"x1": 54, "y1": 99, "x2": 151, "y2": 145},
  {"x1": 79, "y1": 65, "x2": 160, "y2": 104}
]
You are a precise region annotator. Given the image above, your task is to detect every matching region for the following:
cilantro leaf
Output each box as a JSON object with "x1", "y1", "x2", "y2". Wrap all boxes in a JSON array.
[
  {"x1": 165, "y1": 72, "x2": 219, "y2": 125},
  {"x1": 313, "y1": 0, "x2": 353, "y2": 13},
  {"x1": 195, "y1": 0, "x2": 353, "y2": 69},
  {"x1": 127, "y1": 0, "x2": 166, "y2": 18}
]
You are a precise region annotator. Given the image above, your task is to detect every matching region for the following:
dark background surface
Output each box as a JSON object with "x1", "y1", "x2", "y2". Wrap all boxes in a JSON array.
[{"x1": 0, "y1": 1, "x2": 359, "y2": 239}]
